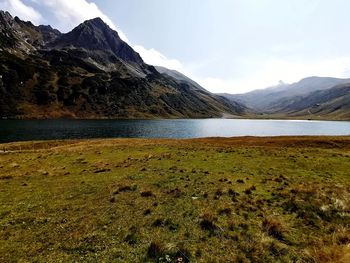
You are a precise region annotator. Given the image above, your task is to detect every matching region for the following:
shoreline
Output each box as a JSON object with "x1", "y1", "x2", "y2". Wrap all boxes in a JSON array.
[
  {"x1": 1, "y1": 116, "x2": 350, "y2": 121},
  {"x1": 1, "y1": 135, "x2": 350, "y2": 151}
]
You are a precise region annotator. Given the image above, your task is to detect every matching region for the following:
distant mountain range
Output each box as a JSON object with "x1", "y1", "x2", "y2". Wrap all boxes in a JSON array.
[
  {"x1": 0, "y1": 10, "x2": 246, "y2": 119},
  {"x1": 220, "y1": 76, "x2": 350, "y2": 120},
  {"x1": 1, "y1": 10, "x2": 349, "y2": 120}
]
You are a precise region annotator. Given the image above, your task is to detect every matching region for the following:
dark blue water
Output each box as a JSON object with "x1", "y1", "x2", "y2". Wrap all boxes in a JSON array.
[{"x1": 0, "y1": 119, "x2": 349, "y2": 143}]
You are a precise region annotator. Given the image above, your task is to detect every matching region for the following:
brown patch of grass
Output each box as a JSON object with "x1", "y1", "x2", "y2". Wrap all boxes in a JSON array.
[
  {"x1": 262, "y1": 217, "x2": 287, "y2": 242},
  {"x1": 308, "y1": 245, "x2": 350, "y2": 263}
]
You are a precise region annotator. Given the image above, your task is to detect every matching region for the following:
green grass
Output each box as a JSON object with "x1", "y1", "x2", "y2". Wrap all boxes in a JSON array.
[{"x1": 0, "y1": 137, "x2": 349, "y2": 262}]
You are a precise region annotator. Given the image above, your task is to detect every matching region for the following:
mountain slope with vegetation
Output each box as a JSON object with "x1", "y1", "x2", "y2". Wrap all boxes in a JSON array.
[
  {"x1": 267, "y1": 83, "x2": 350, "y2": 120},
  {"x1": 0, "y1": 11, "x2": 246, "y2": 119},
  {"x1": 220, "y1": 77, "x2": 350, "y2": 120}
]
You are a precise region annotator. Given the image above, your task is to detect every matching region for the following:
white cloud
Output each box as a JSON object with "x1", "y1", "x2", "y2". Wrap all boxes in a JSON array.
[
  {"x1": 0, "y1": 0, "x2": 43, "y2": 24},
  {"x1": 34, "y1": 0, "x2": 130, "y2": 43},
  {"x1": 197, "y1": 56, "x2": 350, "y2": 94},
  {"x1": 133, "y1": 45, "x2": 183, "y2": 70}
]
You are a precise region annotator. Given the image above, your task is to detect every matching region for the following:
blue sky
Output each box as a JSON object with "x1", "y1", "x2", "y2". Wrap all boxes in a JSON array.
[{"x1": 1, "y1": 0, "x2": 350, "y2": 93}]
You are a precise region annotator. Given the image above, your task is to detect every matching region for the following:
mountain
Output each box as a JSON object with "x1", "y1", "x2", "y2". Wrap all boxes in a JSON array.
[
  {"x1": 0, "y1": 11, "x2": 60, "y2": 54},
  {"x1": 155, "y1": 66, "x2": 206, "y2": 91},
  {"x1": 0, "y1": 11, "x2": 247, "y2": 119},
  {"x1": 221, "y1": 77, "x2": 350, "y2": 110},
  {"x1": 219, "y1": 76, "x2": 350, "y2": 120},
  {"x1": 50, "y1": 18, "x2": 143, "y2": 67},
  {"x1": 268, "y1": 83, "x2": 350, "y2": 119}
]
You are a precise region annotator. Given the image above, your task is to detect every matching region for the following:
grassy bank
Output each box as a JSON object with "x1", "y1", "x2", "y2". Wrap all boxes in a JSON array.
[{"x1": 0, "y1": 137, "x2": 350, "y2": 262}]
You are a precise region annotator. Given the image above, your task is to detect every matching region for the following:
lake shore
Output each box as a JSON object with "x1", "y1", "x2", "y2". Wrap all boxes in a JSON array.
[{"x1": 1, "y1": 136, "x2": 350, "y2": 262}]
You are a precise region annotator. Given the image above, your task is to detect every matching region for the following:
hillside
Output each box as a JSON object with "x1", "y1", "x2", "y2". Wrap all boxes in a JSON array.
[
  {"x1": 221, "y1": 77, "x2": 350, "y2": 110},
  {"x1": 220, "y1": 77, "x2": 350, "y2": 120},
  {"x1": 155, "y1": 66, "x2": 206, "y2": 91},
  {"x1": 267, "y1": 83, "x2": 350, "y2": 120},
  {"x1": 0, "y1": 11, "x2": 246, "y2": 119}
]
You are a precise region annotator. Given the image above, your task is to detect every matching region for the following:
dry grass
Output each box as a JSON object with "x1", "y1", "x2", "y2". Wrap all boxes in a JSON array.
[{"x1": 0, "y1": 136, "x2": 349, "y2": 262}]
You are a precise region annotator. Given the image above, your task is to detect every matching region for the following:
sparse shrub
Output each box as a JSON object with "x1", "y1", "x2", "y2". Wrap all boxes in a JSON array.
[
  {"x1": 234, "y1": 253, "x2": 250, "y2": 263},
  {"x1": 152, "y1": 219, "x2": 164, "y2": 227},
  {"x1": 168, "y1": 188, "x2": 182, "y2": 198},
  {"x1": 165, "y1": 219, "x2": 179, "y2": 232},
  {"x1": 141, "y1": 190, "x2": 154, "y2": 197},
  {"x1": 143, "y1": 209, "x2": 151, "y2": 215},
  {"x1": 227, "y1": 189, "x2": 239, "y2": 197},
  {"x1": 200, "y1": 213, "x2": 219, "y2": 235},
  {"x1": 218, "y1": 208, "x2": 232, "y2": 216},
  {"x1": 262, "y1": 218, "x2": 286, "y2": 242},
  {"x1": 147, "y1": 241, "x2": 164, "y2": 259},
  {"x1": 238, "y1": 223, "x2": 249, "y2": 231},
  {"x1": 337, "y1": 234, "x2": 350, "y2": 245},
  {"x1": 244, "y1": 185, "x2": 256, "y2": 195},
  {"x1": 274, "y1": 177, "x2": 283, "y2": 183},
  {"x1": 124, "y1": 232, "x2": 138, "y2": 245},
  {"x1": 215, "y1": 189, "x2": 224, "y2": 197},
  {"x1": 195, "y1": 249, "x2": 202, "y2": 257},
  {"x1": 267, "y1": 241, "x2": 289, "y2": 257}
]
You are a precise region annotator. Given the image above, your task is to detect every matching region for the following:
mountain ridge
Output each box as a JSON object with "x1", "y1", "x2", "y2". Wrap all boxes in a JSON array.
[
  {"x1": 0, "y1": 11, "x2": 247, "y2": 119},
  {"x1": 50, "y1": 17, "x2": 144, "y2": 65},
  {"x1": 219, "y1": 76, "x2": 350, "y2": 120},
  {"x1": 221, "y1": 76, "x2": 350, "y2": 110}
]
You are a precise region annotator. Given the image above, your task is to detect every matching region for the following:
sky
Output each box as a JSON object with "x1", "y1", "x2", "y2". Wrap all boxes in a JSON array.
[{"x1": 1, "y1": 0, "x2": 350, "y2": 94}]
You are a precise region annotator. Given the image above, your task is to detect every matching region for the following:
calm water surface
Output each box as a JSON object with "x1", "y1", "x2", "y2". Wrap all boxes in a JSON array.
[{"x1": 0, "y1": 119, "x2": 349, "y2": 143}]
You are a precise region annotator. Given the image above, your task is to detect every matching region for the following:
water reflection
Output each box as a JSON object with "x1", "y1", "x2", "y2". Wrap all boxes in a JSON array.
[{"x1": 0, "y1": 119, "x2": 349, "y2": 143}]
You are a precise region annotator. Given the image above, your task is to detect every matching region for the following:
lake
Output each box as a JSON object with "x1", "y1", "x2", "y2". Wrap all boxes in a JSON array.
[{"x1": 0, "y1": 119, "x2": 349, "y2": 143}]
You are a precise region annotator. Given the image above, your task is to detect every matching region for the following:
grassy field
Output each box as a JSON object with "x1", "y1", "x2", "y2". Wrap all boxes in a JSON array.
[{"x1": 0, "y1": 137, "x2": 350, "y2": 262}]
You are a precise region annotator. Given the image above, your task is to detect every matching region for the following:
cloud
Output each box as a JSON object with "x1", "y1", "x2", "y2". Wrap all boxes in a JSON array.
[
  {"x1": 133, "y1": 45, "x2": 183, "y2": 70},
  {"x1": 0, "y1": 0, "x2": 43, "y2": 24},
  {"x1": 197, "y1": 56, "x2": 350, "y2": 94},
  {"x1": 33, "y1": 0, "x2": 130, "y2": 43}
]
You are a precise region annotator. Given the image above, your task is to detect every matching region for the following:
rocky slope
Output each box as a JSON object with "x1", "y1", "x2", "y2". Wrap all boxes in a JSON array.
[{"x1": 0, "y1": 11, "x2": 246, "y2": 119}]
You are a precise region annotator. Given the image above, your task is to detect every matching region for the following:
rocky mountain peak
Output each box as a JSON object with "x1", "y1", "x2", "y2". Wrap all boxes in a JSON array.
[
  {"x1": 51, "y1": 17, "x2": 144, "y2": 65},
  {"x1": 83, "y1": 17, "x2": 107, "y2": 29},
  {"x1": 37, "y1": 25, "x2": 61, "y2": 43},
  {"x1": 0, "y1": 11, "x2": 17, "y2": 48},
  {"x1": 0, "y1": 10, "x2": 14, "y2": 29}
]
